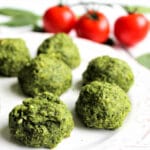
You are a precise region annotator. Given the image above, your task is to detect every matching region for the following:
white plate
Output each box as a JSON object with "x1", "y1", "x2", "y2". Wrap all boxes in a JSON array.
[{"x1": 0, "y1": 33, "x2": 150, "y2": 150}]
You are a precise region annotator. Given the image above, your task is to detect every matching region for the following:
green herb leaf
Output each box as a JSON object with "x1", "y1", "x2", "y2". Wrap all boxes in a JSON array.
[
  {"x1": 136, "y1": 53, "x2": 150, "y2": 69},
  {"x1": 124, "y1": 6, "x2": 150, "y2": 14},
  {"x1": 0, "y1": 8, "x2": 41, "y2": 27},
  {"x1": 1, "y1": 16, "x2": 37, "y2": 27},
  {"x1": 0, "y1": 8, "x2": 39, "y2": 18}
]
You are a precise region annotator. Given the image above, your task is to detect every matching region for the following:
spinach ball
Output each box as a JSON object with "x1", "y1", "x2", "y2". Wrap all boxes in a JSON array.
[
  {"x1": 9, "y1": 92, "x2": 74, "y2": 148},
  {"x1": 37, "y1": 33, "x2": 81, "y2": 69},
  {"x1": 0, "y1": 38, "x2": 30, "y2": 76},
  {"x1": 18, "y1": 54, "x2": 72, "y2": 96},
  {"x1": 83, "y1": 55, "x2": 134, "y2": 92},
  {"x1": 76, "y1": 81, "x2": 131, "y2": 129}
]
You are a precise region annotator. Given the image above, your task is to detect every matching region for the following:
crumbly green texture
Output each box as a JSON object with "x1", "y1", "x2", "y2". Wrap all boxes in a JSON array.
[
  {"x1": 76, "y1": 81, "x2": 131, "y2": 129},
  {"x1": 18, "y1": 54, "x2": 72, "y2": 97},
  {"x1": 9, "y1": 92, "x2": 74, "y2": 148},
  {"x1": 83, "y1": 56, "x2": 134, "y2": 92},
  {"x1": 37, "y1": 33, "x2": 81, "y2": 69},
  {"x1": 0, "y1": 38, "x2": 30, "y2": 76}
]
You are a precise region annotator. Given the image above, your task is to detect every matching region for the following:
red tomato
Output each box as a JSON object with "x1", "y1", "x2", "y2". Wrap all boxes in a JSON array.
[
  {"x1": 114, "y1": 13, "x2": 149, "y2": 47},
  {"x1": 43, "y1": 5, "x2": 76, "y2": 33},
  {"x1": 75, "y1": 10, "x2": 110, "y2": 43}
]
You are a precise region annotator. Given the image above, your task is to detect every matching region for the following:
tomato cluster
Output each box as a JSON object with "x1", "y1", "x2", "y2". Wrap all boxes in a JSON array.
[{"x1": 43, "y1": 5, "x2": 149, "y2": 47}]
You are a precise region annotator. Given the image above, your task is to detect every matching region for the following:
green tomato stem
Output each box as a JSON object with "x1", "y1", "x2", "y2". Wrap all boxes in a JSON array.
[{"x1": 69, "y1": 2, "x2": 150, "y2": 14}]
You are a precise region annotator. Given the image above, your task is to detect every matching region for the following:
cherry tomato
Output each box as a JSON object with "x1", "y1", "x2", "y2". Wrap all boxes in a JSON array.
[
  {"x1": 114, "y1": 13, "x2": 149, "y2": 47},
  {"x1": 43, "y1": 5, "x2": 76, "y2": 33},
  {"x1": 75, "y1": 10, "x2": 110, "y2": 43}
]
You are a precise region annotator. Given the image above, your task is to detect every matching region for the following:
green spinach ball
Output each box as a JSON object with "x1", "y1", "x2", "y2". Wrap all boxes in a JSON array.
[
  {"x1": 0, "y1": 38, "x2": 30, "y2": 76},
  {"x1": 83, "y1": 55, "x2": 134, "y2": 92},
  {"x1": 9, "y1": 92, "x2": 74, "y2": 148},
  {"x1": 18, "y1": 54, "x2": 72, "y2": 96},
  {"x1": 76, "y1": 81, "x2": 131, "y2": 129},
  {"x1": 37, "y1": 33, "x2": 81, "y2": 69}
]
